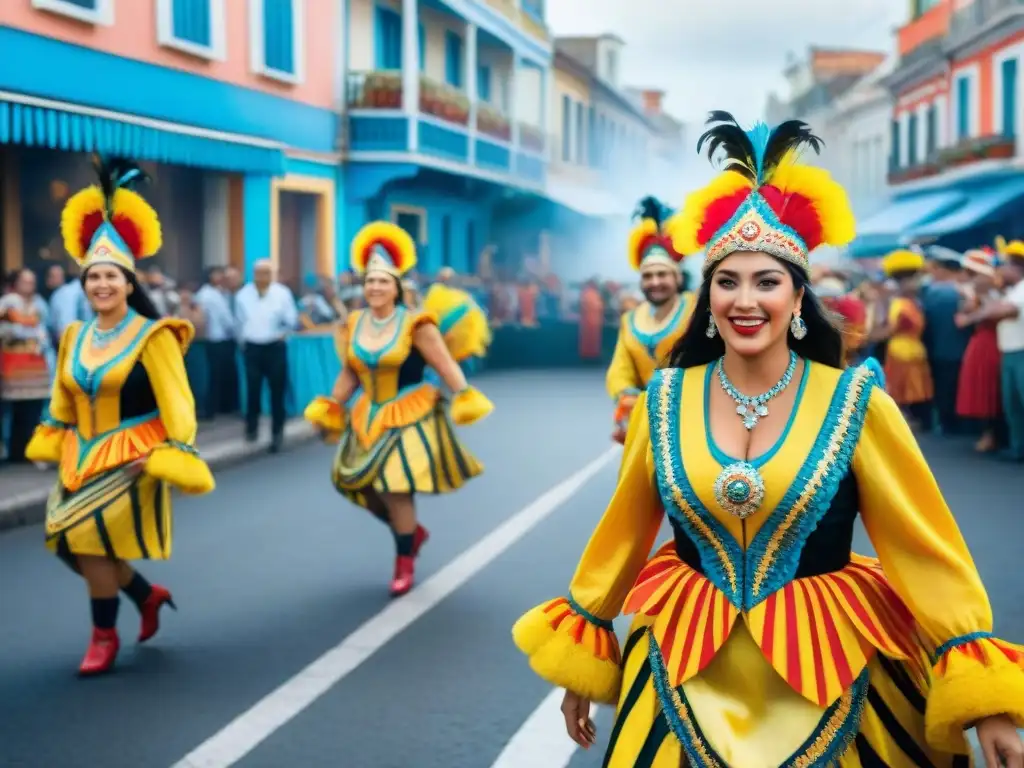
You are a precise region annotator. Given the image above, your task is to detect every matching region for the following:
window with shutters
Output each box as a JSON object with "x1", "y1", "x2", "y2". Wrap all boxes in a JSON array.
[
  {"x1": 250, "y1": 0, "x2": 306, "y2": 84},
  {"x1": 157, "y1": 0, "x2": 227, "y2": 61},
  {"x1": 31, "y1": 0, "x2": 114, "y2": 25}
]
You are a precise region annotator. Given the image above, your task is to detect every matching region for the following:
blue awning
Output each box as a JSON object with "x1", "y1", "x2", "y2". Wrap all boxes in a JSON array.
[
  {"x1": 0, "y1": 94, "x2": 286, "y2": 176},
  {"x1": 905, "y1": 174, "x2": 1024, "y2": 238},
  {"x1": 848, "y1": 189, "x2": 966, "y2": 258}
]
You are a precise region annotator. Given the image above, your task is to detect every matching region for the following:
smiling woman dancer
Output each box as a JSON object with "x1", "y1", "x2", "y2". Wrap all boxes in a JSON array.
[
  {"x1": 512, "y1": 113, "x2": 1024, "y2": 768},
  {"x1": 26, "y1": 157, "x2": 214, "y2": 676},
  {"x1": 304, "y1": 221, "x2": 493, "y2": 596}
]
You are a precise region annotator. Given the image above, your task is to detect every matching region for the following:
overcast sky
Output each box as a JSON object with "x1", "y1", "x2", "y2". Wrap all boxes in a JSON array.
[{"x1": 547, "y1": 0, "x2": 907, "y2": 127}]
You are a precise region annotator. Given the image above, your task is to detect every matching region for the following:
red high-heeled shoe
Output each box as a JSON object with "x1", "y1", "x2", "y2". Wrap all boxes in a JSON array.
[
  {"x1": 389, "y1": 555, "x2": 416, "y2": 597},
  {"x1": 138, "y1": 585, "x2": 176, "y2": 643},
  {"x1": 411, "y1": 525, "x2": 430, "y2": 558},
  {"x1": 78, "y1": 627, "x2": 120, "y2": 676}
]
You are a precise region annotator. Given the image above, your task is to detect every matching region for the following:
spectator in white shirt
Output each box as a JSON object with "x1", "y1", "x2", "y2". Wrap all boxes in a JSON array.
[
  {"x1": 234, "y1": 260, "x2": 298, "y2": 452},
  {"x1": 195, "y1": 267, "x2": 239, "y2": 419}
]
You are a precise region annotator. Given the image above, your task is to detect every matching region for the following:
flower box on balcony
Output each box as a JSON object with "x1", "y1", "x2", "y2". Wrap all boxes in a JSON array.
[
  {"x1": 477, "y1": 103, "x2": 511, "y2": 142},
  {"x1": 420, "y1": 77, "x2": 470, "y2": 126},
  {"x1": 358, "y1": 71, "x2": 402, "y2": 109},
  {"x1": 519, "y1": 123, "x2": 545, "y2": 152}
]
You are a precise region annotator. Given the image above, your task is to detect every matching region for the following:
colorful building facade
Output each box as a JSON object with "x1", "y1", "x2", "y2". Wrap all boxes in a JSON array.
[
  {"x1": 854, "y1": 0, "x2": 1024, "y2": 255},
  {"x1": 0, "y1": 0, "x2": 341, "y2": 288},
  {"x1": 341, "y1": 0, "x2": 552, "y2": 277}
]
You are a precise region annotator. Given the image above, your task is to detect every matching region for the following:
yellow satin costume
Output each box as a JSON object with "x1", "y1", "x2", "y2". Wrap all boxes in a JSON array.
[
  {"x1": 305, "y1": 305, "x2": 492, "y2": 509},
  {"x1": 606, "y1": 294, "x2": 694, "y2": 408},
  {"x1": 514, "y1": 360, "x2": 1024, "y2": 766},
  {"x1": 26, "y1": 313, "x2": 214, "y2": 560}
]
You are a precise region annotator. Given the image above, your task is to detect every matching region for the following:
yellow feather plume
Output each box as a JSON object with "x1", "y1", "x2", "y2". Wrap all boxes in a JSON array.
[
  {"x1": 351, "y1": 221, "x2": 417, "y2": 275},
  {"x1": 667, "y1": 170, "x2": 753, "y2": 256},
  {"x1": 60, "y1": 186, "x2": 105, "y2": 263},
  {"x1": 770, "y1": 158, "x2": 856, "y2": 247},
  {"x1": 882, "y1": 249, "x2": 924, "y2": 276},
  {"x1": 422, "y1": 284, "x2": 491, "y2": 361},
  {"x1": 111, "y1": 188, "x2": 162, "y2": 258},
  {"x1": 627, "y1": 219, "x2": 658, "y2": 270}
]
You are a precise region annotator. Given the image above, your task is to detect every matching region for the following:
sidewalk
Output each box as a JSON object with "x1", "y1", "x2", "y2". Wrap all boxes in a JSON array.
[{"x1": 0, "y1": 416, "x2": 316, "y2": 532}]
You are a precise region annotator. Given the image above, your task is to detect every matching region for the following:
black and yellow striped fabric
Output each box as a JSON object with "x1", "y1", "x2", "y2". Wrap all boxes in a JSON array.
[
  {"x1": 331, "y1": 400, "x2": 482, "y2": 508},
  {"x1": 602, "y1": 627, "x2": 973, "y2": 768},
  {"x1": 45, "y1": 467, "x2": 172, "y2": 561}
]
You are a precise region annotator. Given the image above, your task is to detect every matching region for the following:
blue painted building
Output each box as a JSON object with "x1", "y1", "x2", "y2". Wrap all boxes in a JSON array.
[
  {"x1": 0, "y1": 0, "x2": 343, "y2": 289},
  {"x1": 341, "y1": 0, "x2": 553, "y2": 277}
]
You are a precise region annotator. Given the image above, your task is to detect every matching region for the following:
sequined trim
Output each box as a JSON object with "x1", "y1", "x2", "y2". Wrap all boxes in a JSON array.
[
  {"x1": 933, "y1": 631, "x2": 995, "y2": 663},
  {"x1": 566, "y1": 594, "x2": 615, "y2": 631},
  {"x1": 704, "y1": 192, "x2": 810, "y2": 277},
  {"x1": 648, "y1": 632, "x2": 867, "y2": 768},
  {"x1": 648, "y1": 368, "x2": 744, "y2": 607},
  {"x1": 648, "y1": 364, "x2": 878, "y2": 611},
  {"x1": 746, "y1": 365, "x2": 876, "y2": 608},
  {"x1": 166, "y1": 439, "x2": 199, "y2": 457}
]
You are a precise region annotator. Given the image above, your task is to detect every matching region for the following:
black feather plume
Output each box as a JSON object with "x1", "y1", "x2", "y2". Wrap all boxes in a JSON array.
[
  {"x1": 696, "y1": 111, "x2": 758, "y2": 182},
  {"x1": 760, "y1": 120, "x2": 824, "y2": 181},
  {"x1": 633, "y1": 196, "x2": 667, "y2": 227},
  {"x1": 91, "y1": 155, "x2": 152, "y2": 217}
]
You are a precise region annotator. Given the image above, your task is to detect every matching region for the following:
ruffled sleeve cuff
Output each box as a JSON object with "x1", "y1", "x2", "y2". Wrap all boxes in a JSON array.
[
  {"x1": 24, "y1": 416, "x2": 70, "y2": 464},
  {"x1": 145, "y1": 440, "x2": 216, "y2": 495},
  {"x1": 304, "y1": 396, "x2": 347, "y2": 443},
  {"x1": 451, "y1": 386, "x2": 493, "y2": 426},
  {"x1": 512, "y1": 596, "x2": 622, "y2": 705},
  {"x1": 926, "y1": 633, "x2": 1024, "y2": 753}
]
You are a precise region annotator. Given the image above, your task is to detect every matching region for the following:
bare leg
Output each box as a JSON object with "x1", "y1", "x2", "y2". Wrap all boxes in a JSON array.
[{"x1": 75, "y1": 555, "x2": 121, "y2": 675}]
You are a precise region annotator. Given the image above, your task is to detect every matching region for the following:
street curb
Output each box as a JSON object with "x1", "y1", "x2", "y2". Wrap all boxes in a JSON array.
[{"x1": 0, "y1": 421, "x2": 318, "y2": 534}]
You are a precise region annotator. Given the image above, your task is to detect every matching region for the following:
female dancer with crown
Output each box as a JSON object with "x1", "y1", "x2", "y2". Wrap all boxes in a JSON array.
[
  {"x1": 304, "y1": 222, "x2": 493, "y2": 597},
  {"x1": 512, "y1": 113, "x2": 1024, "y2": 767},
  {"x1": 607, "y1": 196, "x2": 693, "y2": 444},
  {"x1": 25, "y1": 158, "x2": 215, "y2": 676}
]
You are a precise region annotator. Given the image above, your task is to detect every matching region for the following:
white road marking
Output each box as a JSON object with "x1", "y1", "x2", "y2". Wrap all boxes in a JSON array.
[
  {"x1": 489, "y1": 688, "x2": 592, "y2": 768},
  {"x1": 171, "y1": 447, "x2": 620, "y2": 768}
]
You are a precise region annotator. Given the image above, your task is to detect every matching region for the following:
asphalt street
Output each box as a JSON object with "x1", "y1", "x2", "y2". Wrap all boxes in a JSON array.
[{"x1": 0, "y1": 369, "x2": 1021, "y2": 768}]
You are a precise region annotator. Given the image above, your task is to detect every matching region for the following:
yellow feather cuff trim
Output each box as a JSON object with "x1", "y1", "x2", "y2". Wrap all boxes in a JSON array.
[
  {"x1": 304, "y1": 396, "x2": 346, "y2": 443},
  {"x1": 451, "y1": 386, "x2": 493, "y2": 426},
  {"x1": 926, "y1": 636, "x2": 1024, "y2": 753},
  {"x1": 25, "y1": 425, "x2": 66, "y2": 464},
  {"x1": 512, "y1": 597, "x2": 622, "y2": 705},
  {"x1": 145, "y1": 445, "x2": 215, "y2": 495}
]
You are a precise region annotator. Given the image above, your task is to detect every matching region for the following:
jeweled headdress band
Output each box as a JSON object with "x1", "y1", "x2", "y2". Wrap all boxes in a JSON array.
[{"x1": 667, "y1": 112, "x2": 856, "y2": 278}]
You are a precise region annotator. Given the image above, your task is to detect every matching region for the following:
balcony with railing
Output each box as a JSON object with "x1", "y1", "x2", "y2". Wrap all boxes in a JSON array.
[
  {"x1": 478, "y1": 0, "x2": 549, "y2": 44},
  {"x1": 948, "y1": 0, "x2": 1024, "y2": 48},
  {"x1": 897, "y1": 2, "x2": 952, "y2": 58},
  {"x1": 887, "y1": 134, "x2": 1016, "y2": 184},
  {"x1": 344, "y1": 71, "x2": 546, "y2": 187}
]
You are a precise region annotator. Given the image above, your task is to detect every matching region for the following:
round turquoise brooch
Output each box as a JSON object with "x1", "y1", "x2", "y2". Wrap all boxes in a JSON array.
[{"x1": 713, "y1": 461, "x2": 765, "y2": 519}]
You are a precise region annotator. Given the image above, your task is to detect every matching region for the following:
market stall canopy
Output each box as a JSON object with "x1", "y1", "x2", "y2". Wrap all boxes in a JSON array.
[{"x1": 847, "y1": 189, "x2": 966, "y2": 258}]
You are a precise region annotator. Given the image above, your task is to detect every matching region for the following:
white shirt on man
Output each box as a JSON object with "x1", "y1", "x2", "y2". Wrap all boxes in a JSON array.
[
  {"x1": 234, "y1": 282, "x2": 298, "y2": 344},
  {"x1": 997, "y1": 280, "x2": 1024, "y2": 353}
]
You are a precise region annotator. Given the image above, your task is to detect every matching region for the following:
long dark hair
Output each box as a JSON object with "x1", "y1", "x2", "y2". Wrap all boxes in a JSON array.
[
  {"x1": 81, "y1": 265, "x2": 162, "y2": 320},
  {"x1": 666, "y1": 258, "x2": 845, "y2": 370}
]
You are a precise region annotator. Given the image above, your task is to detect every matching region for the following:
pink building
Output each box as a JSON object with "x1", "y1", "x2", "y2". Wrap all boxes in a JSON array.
[{"x1": 0, "y1": 0, "x2": 342, "y2": 288}]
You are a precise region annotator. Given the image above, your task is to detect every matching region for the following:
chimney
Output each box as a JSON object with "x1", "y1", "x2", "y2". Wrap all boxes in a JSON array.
[{"x1": 641, "y1": 89, "x2": 664, "y2": 115}]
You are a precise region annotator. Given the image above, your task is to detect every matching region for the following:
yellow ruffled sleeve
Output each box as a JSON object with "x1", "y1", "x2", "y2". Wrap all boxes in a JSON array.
[
  {"x1": 25, "y1": 323, "x2": 79, "y2": 463},
  {"x1": 606, "y1": 315, "x2": 641, "y2": 403},
  {"x1": 304, "y1": 396, "x2": 347, "y2": 444},
  {"x1": 450, "y1": 386, "x2": 493, "y2": 425},
  {"x1": 854, "y1": 387, "x2": 1024, "y2": 753},
  {"x1": 513, "y1": 393, "x2": 664, "y2": 704},
  {"x1": 141, "y1": 323, "x2": 215, "y2": 495}
]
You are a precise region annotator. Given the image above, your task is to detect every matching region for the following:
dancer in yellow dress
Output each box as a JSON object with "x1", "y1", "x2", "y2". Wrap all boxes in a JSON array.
[
  {"x1": 513, "y1": 113, "x2": 1024, "y2": 767},
  {"x1": 26, "y1": 157, "x2": 214, "y2": 676},
  {"x1": 880, "y1": 248, "x2": 934, "y2": 425},
  {"x1": 607, "y1": 196, "x2": 694, "y2": 444},
  {"x1": 305, "y1": 221, "x2": 493, "y2": 596}
]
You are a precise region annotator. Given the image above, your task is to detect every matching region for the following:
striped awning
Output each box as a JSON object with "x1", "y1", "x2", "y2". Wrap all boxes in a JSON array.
[{"x1": 0, "y1": 92, "x2": 287, "y2": 176}]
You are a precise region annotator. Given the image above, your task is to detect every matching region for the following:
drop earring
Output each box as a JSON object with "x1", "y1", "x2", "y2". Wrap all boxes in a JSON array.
[
  {"x1": 706, "y1": 314, "x2": 718, "y2": 338},
  {"x1": 790, "y1": 314, "x2": 807, "y2": 340}
]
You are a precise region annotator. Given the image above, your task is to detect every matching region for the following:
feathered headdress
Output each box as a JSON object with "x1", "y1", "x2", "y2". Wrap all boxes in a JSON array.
[
  {"x1": 628, "y1": 196, "x2": 683, "y2": 272},
  {"x1": 668, "y1": 111, "x2": 855, "y2": 277},
  {"x1": 881, "y1": 248, "x2": 925, "y2": 277},
  {"x1": 350, "y1": 221, "x2": 417, "y2": 278},
  {"x1": 60, "y1": 155, "x2": 162, "y2": 274}
]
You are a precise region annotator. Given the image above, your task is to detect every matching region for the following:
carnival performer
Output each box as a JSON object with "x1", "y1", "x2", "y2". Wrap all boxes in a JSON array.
[
  {"x1": 304, "y1": 221, "x2": 493, "y2": 597},
  {"x1": 512, "y1": 112, "x2": 1024, "y2": 768},
  {"x1": 606, "y1": 196, "x2": 693, "y2": 444},
  {"x1": 25, "y1": 157, "x2": 215, "y2": 676},
  {"x1": 881, "y1": 248, "x2": 934, "y2": 426}
]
